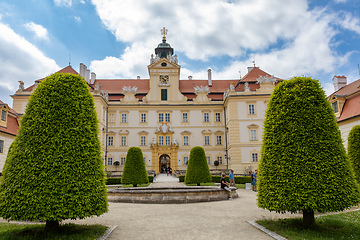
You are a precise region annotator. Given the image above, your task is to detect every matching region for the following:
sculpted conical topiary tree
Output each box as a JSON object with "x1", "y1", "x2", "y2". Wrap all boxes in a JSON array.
[
  {"x1": 0, "y1": 73, "x2": 108, "y2": 231},
  {"x1": 348, "y1": 125, "x2": 360, "y2": 184},
  {"x1": 257, "y1": 76, "x2": 360, "y2": 228},
  {"x1": 185, "y1": 146, "x2": 212, "y2": 186},
  {"x1": 121, "y1": 147, "x2": 148, "y2": 187}
]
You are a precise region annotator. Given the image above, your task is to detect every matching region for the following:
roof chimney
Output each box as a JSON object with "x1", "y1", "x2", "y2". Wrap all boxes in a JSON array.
[
  {"x1": 208, "y1": 69, "x2": 212, "y2": 87},
  {"x1": 247, "y1": 66, "x2": 254, "y2": 73},
  {"x1": 332, "y1": 76, "x2": 347, "y2": 92},
  {"x1": 137, "y1": 76, "x2": 140, "y2": 79},
  {"x1": 188, "y1": 76, "x2": 192, "y2": 80},
  {"x1": 79, "y1": 63, "x2": 87, "y2": 79},
  {"x1": 91, "y1": 72, "x2": 96, "y2": 84},
  {"x1": 85, "y1": 69, "x2": 90, "y2": 83}
]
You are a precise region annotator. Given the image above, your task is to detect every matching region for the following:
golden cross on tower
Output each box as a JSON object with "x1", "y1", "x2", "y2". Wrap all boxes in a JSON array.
[{"x1": 161, "y1": 27, "x2": 168, "y2": 39}]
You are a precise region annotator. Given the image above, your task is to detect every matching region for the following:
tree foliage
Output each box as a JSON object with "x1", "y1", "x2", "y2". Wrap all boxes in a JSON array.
[
  {"x1": 0, "y1": 73, "x2": 108, "y2": 228},
  {"x1": 257, "y1": 76, "x2": 359, "y2": 227},
  {"x1": 121, "y1": 147, "x2": 148, "y2": 187},
  {"x1": 348, "y1": 125, "x2": 360, "y2": 184},
  {"x1": 185, "y1": 146, "x2": 212, "y2": 185}
]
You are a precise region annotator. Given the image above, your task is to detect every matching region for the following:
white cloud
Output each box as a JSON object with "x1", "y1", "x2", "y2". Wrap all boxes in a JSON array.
[
  {"x1": 89, "y1": 0, "x2": 356, "y2": 88},
  {"x1": 74, "y1": 16, "x2": 81, "y2": 22},
  {"x1": 0, "y1": 23, "x2": 59, "y2": 100},
  {"x1": 24, "y1": 22, "x2": 49, "y2": 40},
  {"x1": 335, "y1": 12, "x2": 360, "y2": 34}
]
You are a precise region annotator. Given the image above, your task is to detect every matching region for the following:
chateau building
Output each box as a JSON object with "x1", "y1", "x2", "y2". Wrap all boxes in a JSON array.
[
  {"x1": 11, "y1": 30, "x2": 282, "y2": 174},
  {"x1": 0, "y1": 100, "x2": 20, "y2": 172},
  {"x1": 329, "y1": 76, "x2": 360, "y2": 148}
]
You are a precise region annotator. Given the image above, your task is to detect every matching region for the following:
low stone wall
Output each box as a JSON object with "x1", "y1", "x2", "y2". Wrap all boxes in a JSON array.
[{"x1": 108, "y1": 186, "x2": 238, "y2": 204}]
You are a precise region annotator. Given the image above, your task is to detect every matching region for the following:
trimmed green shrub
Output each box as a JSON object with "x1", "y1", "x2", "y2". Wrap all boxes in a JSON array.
[
  {"x1": 121, "y1": 147, "x2": 148, "y2": 187},
  {"x1": 185, "y1": 147, "x2": 212, "y2": 186},
  {"x1": 106, "y1": 178, "x2": 122, "y2": 185},
  {"x1": 258, "y1": 76, "x2": 360, "y2": 228},
  {"x1": 148, "y1": 176, "x2": 154, "y2": 182},
  {"x1": 0, "y1": 73, "x2": 108, "y2": 231},
  {"x1": 235, "y1": 176, "x2": 251, "y2": 184},
  {"x1": 348, "y1": 125, "x2": 360, "y2": 184},
  {"x1": 179, "y1": 175, "x2": 185, "y2": 182}
]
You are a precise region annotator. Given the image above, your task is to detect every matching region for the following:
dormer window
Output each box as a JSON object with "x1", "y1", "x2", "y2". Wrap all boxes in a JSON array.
[
  {"x1": 1, "y1": 110, "x2": 6, "y2": 121},
  {"x1": 332, "y1": 101, "x2": 338, "y2": 113}
]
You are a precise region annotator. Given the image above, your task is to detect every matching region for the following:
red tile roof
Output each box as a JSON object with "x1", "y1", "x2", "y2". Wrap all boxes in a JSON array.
[
  {"x1": 338, "y1": 94, "x2": 360, "y2": 122},
  {"x1": 330, "y1": 78, "x2": 360, "y2": 97},
  {"x1": 240, "y1": 67, "x2": 282, "y2": 83},
  {"x1": 328, "y1": 78, "x2": 360, "y2": 122},
  {"x1": 24, "y1": 65, "x2": 79, "y2": 91},
  {"x1": 0, "y1": 100, "x2": 19, "y2": 136}
]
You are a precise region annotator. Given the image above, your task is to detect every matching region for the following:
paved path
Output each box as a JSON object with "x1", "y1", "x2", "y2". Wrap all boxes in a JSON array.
[
  {"x1": 64, "y1": 174, "x2": 301, "y2": 240},
  {"x1": 150, "y1": 173, "x2": 184, "y2": 187}
]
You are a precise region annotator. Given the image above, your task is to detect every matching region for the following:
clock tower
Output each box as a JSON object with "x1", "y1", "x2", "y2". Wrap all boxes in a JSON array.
[{"x1": 145, "y1": 28, "x2": 185, "y2": 103}]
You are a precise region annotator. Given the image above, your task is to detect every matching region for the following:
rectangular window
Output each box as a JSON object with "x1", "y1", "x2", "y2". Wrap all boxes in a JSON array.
[
  {"x1": 158, "y1": 113, "x2": 164, "y2": 123},
  {"x1": 159, "y1": 136, "x2": 164, "y2": 145},
  {"x1": 216, "y1": 136, "x2": 222, "y2": 145},
  {"x1": 121, "y1": 136, "x2": 127, "y2": 146},
  {"x1": 252, "y1": 153, "x2": 258, "y2": 162},
  {"x1": 0, "y1": 140, "x2": 3, "y2": 153},
  {"x1": 140, "y1": 113, "x2": 147, "y2": 123},
  {"x1": 165, "y1": 136, "x2": 171, "y2": 145},
  {"x1": 107, "y1": 157, "x2": 113, "y2": 165},
  {"x1": 165, "y1": 113, "x2": 170, "y2": 122},
  {"x1": 250, "y1": 129, "x2": 257, "y2": 141},
  {"x1": 140, "y1": 136, "x2": 146, "y2": 146},
  {"x1": 332, "y1": 102, "x2": 339, "y2": 113},
  {"x1": 109, "y1": 113, "x2": 115, "y2": 123},
  {"x1": 183, "y1": 136, "x2": 189, "y2": 146},
  {"x1": 161, "y1": 89, "x2": 167, "y2": 101},
  {"x1": 182, "y1": 113, "x2": 188, "y2": 122},
  {"x1": 204, "y1": 136, "x2": 210, "y2": 146},
  {"x1": 248, "y1": 104, "x2": 255, "y2": 115},
  {"x1": 144, "y1": 157, "x2": 146, "y2": 165},
  {"x1": 1, "y1": 110, "x2": 6, "y2": 121},
  {"x1": 215, "y1": 112, "x2": 221, "y2": 122},
  {"x1": 204, "y1": 112, "x2": 209, "y2": 122},
  {"x1": 108, "y1": 136, "x2": 114, "y2": 146},
  {"x1": 183, "y1": 156, "x2": 189, "y2": 165},
  {"x1": 121, "y1": 113, "x2": 127, "y2": 123},
  {"x1": 206, "y1": 156, "x2": 211, "y2": 164},
  {"x1": 120, "y1": 157, "x2": 126, "y2": 165},
  {"x1": 217, "y1": 156, "x2": 223, "y2": 165}
]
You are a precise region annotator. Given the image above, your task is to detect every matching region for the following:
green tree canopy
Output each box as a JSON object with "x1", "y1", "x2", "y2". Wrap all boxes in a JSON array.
[
  {"x1": 121, "y1": 147, "x2": 148, "y2": 187},
  {"x1": 257, "y1": 76, "x2": 359, "y2": 227},
  {"x1": 185, "y1": 146, "x2": 212, "y2": 186},
  {"x1": 348, "y1": 125, "x2": 360, "y2": 184},
  {"x1": 0, "y1": 73, "x2": 108, "y2": 230}
]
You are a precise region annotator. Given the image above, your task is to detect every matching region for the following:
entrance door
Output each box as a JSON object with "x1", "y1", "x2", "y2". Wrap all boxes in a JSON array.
[{"x1": 159, "y1": 154, "x2": 170, "y2": 173}]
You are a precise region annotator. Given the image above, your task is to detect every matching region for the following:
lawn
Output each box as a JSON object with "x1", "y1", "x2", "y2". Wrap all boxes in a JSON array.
[
  {"x1": 257, "y1": 210, "x2": 360, "y2": 240},
  {"x1": 0, "y1": 222, "x2": 108, "y2": 240}
]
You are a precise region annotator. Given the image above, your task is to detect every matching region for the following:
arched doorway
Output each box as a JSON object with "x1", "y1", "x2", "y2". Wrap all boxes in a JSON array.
[{"x1": 159, "y1": 154, "x2": 170, "y2": 173}]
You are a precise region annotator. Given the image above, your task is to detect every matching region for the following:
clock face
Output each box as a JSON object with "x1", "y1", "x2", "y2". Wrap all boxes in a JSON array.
[{"x1": 159, "y1": 75, "x2": 169, "y2": 84}]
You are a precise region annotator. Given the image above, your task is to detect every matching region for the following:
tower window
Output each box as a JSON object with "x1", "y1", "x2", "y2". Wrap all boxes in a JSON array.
[{"x1": 161, "y1": 89, "x2": 167, "y2": 101}]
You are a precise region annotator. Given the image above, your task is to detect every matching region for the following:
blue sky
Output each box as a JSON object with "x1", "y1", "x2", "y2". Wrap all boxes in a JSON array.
[{"x1": 0, "y1": 0, "x2": 359, "y2": 106}]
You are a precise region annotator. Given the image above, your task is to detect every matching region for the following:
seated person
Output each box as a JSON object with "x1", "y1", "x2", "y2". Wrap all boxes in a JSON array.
[{"x1": 220, "y1": 173, "x2": 232, "y2": 199}]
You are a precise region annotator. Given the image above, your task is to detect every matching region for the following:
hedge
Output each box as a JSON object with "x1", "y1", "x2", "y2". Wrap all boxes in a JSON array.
[
  {"x1": 179, "y1": 175, "x2": 250, "y2": 184},
  {"x1": 0, "y1": 73, "x2": 108, "y2": 229}
]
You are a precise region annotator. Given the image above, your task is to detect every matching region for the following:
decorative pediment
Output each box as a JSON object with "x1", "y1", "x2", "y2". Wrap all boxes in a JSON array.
[
  {"x1": 193, "y1": 85, "x2": 211, "y2": 103},
  {"x1": 181, "y1": 130, "x2": 191, "y2": 135},
  {"x1": 155, "y1": 122, "x2": 174, "y2": 134},
  {"x1": 108, "y1": 131, "x2": 116, "y2": 135},
  {"x1": 121, "y1": 86, "x2": 139, "y2": 103},
  {"x1": 118, "y1": 130, "x2": 129, "y2": 135},
  {"x1": 256, "y1": 75, "x2": 277, "y2": 93},
  {"x1": 214, "y1": 130, "x2": 224, "y2": 135},
  {"x1": 201, "y1": 129, "x2": 212, "y2": 134},
  {"x1": 247, "y1": 124, "x2": 259, "y2": 129},
  {"x1": 138, "y1": 130, "x2": 149, "y2": 135}
]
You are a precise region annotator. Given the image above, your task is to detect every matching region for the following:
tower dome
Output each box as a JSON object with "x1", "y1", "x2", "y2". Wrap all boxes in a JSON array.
[{"x1": 155, "y1": 27, "x2": 174, "y2": 59}]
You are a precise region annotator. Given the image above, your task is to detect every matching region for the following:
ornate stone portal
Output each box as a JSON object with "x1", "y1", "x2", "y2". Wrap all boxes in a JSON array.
[{"x1": 151, "y1": 122, "x2": 179, "y2": 173}]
